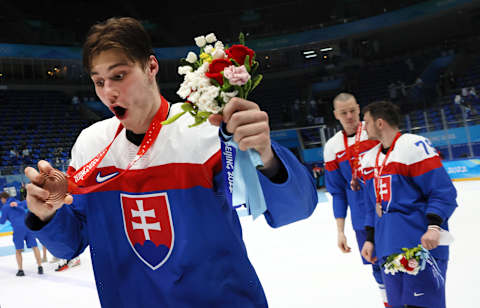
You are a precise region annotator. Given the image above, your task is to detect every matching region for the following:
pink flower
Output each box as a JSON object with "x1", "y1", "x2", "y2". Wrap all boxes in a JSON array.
[
  {"x1": 407, "y1": 258, "x2": 419, "y2": 270},
  {"x1": 223, "y1": 65, "x2": 251, "y2": 86}
]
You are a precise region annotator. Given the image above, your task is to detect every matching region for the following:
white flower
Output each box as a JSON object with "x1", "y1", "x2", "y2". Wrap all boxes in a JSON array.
[
  {"x1": 384, "y1": 265, "x2": 399, "y2": 276},
  {"x1": 194, "y1": 36, "x2": 206, "y2": 47},
  {"x1": 214, "y1": 41, "x2": 224, "y2": 50},
  {"x1": 220, "y1": 90, "x2": 238, "y2": 104},
  {"x1": 212, "y1": 49, "x2": 225, "y2": 60},
  {"x1": 204, "y1": 45, "x2": 214, "y2": 54},
  {"x1": 392, "y1": 255, "x2": 404, "y2": 269},
  {"x1": 188, "y1": 91, "x2": 200, "y2": 104},
  {"x1": 176, "y1": 83, "x2": 191, "y2": 99},
  {"x1": 178, "y1": 65, "x2": 193, "y2": 75},
  {"x1": 186, "y1": 52, "x2": 197, "y2": 63},
  {"x1": 205, "y1": 33, "x2": 217, "y2": 43},
  {"x1": 195, "y1": 86, "x2": 220, "y2": 113}
]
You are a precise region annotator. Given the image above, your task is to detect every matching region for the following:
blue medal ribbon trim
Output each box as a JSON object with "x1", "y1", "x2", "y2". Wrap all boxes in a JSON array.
[
  {"x1": 417, "y1": 247, "x2": 445, "y2": 288},
  {"x1": 219, "y1": 123, "x2": 267, "y2": 219}
]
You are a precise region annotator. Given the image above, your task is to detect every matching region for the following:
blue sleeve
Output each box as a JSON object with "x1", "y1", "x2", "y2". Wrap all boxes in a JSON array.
[
  {"x1": 324, "y1": 164, "x2": 348, "y2": 219},
  {"x1": 410, "y1": 158, "x2": 458, "y2": 224},
  {"x1": 259, "y1": 142, "x2": 318, "y2": 228},
  {"x1": 29, "y1": 195, "x2": 89, "y2": 260},
  {"x1": 17, "y1": 200, "x2": 28, "y2": 212},
  {"x1": 0, "y1": 205, "x2": 7, "y2": 224}
]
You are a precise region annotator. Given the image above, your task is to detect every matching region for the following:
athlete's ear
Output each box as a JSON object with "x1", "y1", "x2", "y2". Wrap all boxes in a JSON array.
[{"x1": 146, "y1": 55, "x2": 159, "y2": 80}]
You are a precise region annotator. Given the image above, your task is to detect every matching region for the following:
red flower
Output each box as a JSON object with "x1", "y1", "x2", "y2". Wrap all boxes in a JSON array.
[
  {"x1": 226, "y1": 44, "x2": 255, "y2": 66},
  {"x1": 399, "y1": 256, "x2": 414, "y2": 271},
  {"x1": 205, "y1": 59, "x2": 232, "y2": 85}
]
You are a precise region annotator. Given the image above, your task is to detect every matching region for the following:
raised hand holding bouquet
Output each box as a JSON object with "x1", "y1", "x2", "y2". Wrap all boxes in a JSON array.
[
  {"x1": 164, "y1": 33, "x2": 267, "y2": 219},
  {"x1": 163, "y1": 32, "x2": 262, "y2": 127}
]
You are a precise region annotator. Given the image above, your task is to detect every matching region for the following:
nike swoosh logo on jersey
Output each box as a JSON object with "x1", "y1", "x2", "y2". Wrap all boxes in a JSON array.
[
  {"x1": 363, "y1": 169, "x2": 374, "y2": 175},
  {"x1": 96, "y1": 171, "x2": 119, "y2": 183},
  {"x1": 413, "y1": 292, "x2": 424, "y2": 297},
  {"x1": 337, "y1": 152, "x2": 346, "y2": 158}
]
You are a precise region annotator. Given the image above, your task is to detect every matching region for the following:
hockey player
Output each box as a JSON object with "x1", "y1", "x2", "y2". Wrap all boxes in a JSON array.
[
  {"x1": 360, "y1": 101, "x2": 457, "y2": 308},
  {"x1": 324, "y1": 93, "x2": 398, "y2": 307},
  {"x1": 24, "y1": 17, "x2": 317, "y2": 307},
  {"x1": 0, "y1": 192, "x2": 43, "y2": 276}
]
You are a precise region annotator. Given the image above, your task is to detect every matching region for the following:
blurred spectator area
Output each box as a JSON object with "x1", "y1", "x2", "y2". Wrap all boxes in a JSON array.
[{"x1": 0, "y1": 90, "x2": 94, "y2": 175}]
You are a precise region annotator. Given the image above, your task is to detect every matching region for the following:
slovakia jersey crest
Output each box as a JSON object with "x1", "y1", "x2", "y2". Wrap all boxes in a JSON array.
[
  {"x1": 120, "y1": 193, "x2": 174, "y2": 270},
  {"x1": 375, "y1": 175, "x2": 392, "y2": 211}
]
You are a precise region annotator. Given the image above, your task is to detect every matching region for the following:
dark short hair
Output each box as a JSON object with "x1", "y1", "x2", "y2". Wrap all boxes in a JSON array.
[
  {"x1": 0, "y1": 191, "x2": 9, "y2": 199},
  {"x1": 82, "y1": 17, "x2": 154, "y2": 73},
  {"x1": 362, "y1": 101, "x2": 401, "y2": 128}
]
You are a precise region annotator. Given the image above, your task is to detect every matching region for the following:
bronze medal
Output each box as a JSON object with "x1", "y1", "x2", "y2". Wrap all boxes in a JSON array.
[
  {"x1": 376, "y1": 202, "x2": 383, "y2": 218},
  {"x1": 42, "y1": 169, "x2": 68, "y2": 209},
  {"x1": 350, "y1": 178, "x2": 360, "y2": 191}
]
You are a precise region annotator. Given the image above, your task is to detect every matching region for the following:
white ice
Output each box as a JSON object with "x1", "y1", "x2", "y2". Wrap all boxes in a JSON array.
[{"x1": 0, "y1": 180, "x2": 477, "y2": 308}]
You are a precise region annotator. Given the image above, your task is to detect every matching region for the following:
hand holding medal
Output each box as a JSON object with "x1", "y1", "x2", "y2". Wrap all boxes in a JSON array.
[
  {"x1": 350, "y1": 175, "x2": 361, "y2": 191},
  {"x1": 24, "y1": 160, "x2": 73, "y2": 222}
]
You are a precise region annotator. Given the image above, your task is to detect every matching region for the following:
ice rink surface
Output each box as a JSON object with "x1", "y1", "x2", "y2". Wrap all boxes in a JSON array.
[{"x1": 0, "y1": 180, "x2": 477, "y2": 308}]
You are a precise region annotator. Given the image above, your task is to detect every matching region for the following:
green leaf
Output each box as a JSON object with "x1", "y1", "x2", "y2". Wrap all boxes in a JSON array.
[
  {"x1": 244, "y1": 55, "x2": 251, "y2": 71},
  {"x1": 197, "y1": 111, "x2": 212, "y2": 118},
  {"x1": 244, "y1": 79, "x2": 252, "y2": 97},
  {"x1": 217, "y1": 95, "x2": 226, "y2": 106},
  {"x1": 251, "y1": 74, "x2": 263, "y2": 92},
  {"x1": 210, "y1": 78, "x2": 220, "y2": 87},
  {"x1": 161, "y1": 111, "x2": 186, "y2": 125},
  {"x1": 221, "y1": 80, "x2": 233, "y2": 92},
  {"x1": 239, "y1": 32, "x2": 245, "y2": 45},
  {"x1": 230, "y1": 58, "x2": 240, "y2": 66},
  {"x1": 251, "y1": 62, "x2": 259, "y2": 74},
  {"x1": 181, "y1": 103, "x2": 194, "y2": 112},
  {"x1": 234, "y1": 85, "x2": 245, "y2": 99},
  {"x1": 188, "y1": 111, "x2": 212, "y2": 127}
]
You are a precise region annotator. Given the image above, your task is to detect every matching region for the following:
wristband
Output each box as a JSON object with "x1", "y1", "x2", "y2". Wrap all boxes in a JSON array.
[{"x1": 428, "y1": 225, "x2": 441, "y2": 232}]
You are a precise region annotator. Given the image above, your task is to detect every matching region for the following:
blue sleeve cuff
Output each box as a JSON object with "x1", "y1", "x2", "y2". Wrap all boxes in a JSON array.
[{"x1": 260, "y1": 142, "x2": 317, "y2": 228}]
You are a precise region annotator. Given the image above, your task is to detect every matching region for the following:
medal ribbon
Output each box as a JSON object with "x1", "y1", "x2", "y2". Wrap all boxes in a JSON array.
[
  {"x1": 343, "y1": 122, "x2": 363, "y2": 179},
  {"x1": 374, "y1": 132, "x2": 402, "y2": 205},
  {"x1": 68, "y1": 96, "x2": 170, "y2": 194},
  {"x1": 219, "y1": 122, "x2": 267, "y2": 219}
]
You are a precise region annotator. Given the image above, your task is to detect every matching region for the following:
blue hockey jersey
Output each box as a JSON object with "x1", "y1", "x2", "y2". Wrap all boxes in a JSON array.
[
  {"x1": 1, "y1": 198, "x2": 28, "y2": 232},
  {"x1": 360, "y1": 133, "x2": 457, "y2": 261},
  {"x1": 29, "y1": 102, "x2": 318, "y2": 308},
  {"x1": 324, "y1": 127, "x2": 379, "y2": 230}
]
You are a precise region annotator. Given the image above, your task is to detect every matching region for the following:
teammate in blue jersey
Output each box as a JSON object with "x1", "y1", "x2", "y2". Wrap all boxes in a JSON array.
[
  {"x1": 324, "y1": 93, "x2": 398, "y2": 307},
  {"x1": 0, "y1": 191, "x2": 43, "y2": 276},
  {"x1": 360, "y1": 101, "x2": 457, "y2": 308},
  {"x1": 23, "y1": 17, "x2": 317, "y2": 307}
]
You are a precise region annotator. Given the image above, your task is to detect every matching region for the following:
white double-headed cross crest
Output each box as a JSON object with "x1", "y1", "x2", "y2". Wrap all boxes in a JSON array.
[
  {"x1": 379, "y1": 180, "x2": 389, "y2": 201},
  {"x1": 131, "y1": 200, "x2": 161, "y2": 241}
]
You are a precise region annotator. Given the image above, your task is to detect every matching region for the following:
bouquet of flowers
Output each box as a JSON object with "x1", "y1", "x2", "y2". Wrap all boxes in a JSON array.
[
  {"x1": 382, "y1": 245, "x2": 424, "y2": 276},
  {"x1": 382, "y1": 244, "x2": 445, "y2": 288},
  {"x1": 162, "y1": 32, "x2": 263, "y2": 127}
]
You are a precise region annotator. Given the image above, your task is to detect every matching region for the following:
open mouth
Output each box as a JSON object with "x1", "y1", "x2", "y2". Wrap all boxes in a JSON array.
[{"x1": 113, "y1": 106, "x2": 127, "y2": 119}]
